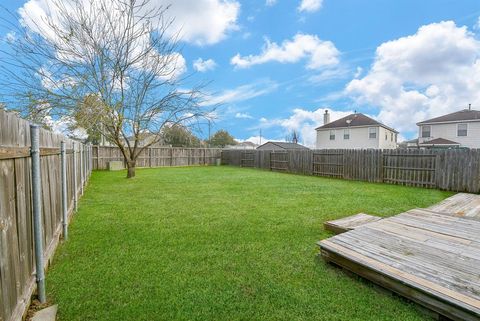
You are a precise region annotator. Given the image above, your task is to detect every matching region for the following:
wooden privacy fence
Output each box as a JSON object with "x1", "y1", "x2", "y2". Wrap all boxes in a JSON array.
[
  {"x1": 0, "y1": 109, "x2": 92, "y2": 321},
  {"x1": 221, "y1": 148, "x2": 480, "y2": 193},
  {"x1": 92, "y1": 146, "x2": 222, "y2": 170}
]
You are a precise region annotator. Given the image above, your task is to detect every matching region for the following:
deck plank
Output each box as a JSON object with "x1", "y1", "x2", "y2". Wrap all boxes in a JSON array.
[
  {"x1": 428, "y1": 193, "x2": 480, "y2": 220},
  {"x1": 319, "y1": 203, "x2": 480, "y2": 321},
  {"x1": 323, "y1": 213, "x2": 382, "y2": 234}
]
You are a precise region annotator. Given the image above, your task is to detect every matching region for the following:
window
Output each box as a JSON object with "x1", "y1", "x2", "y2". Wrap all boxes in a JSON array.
[
  {"x1": 385, "y1": 133, "x2": 388, "y2": 141},
  {"x1": 390, "y1": 132, "x2": 393, "y2": 142},
  {"x1": 344, "y1": 129, "x2": 350, "y2": 140},
  {"x1": 329, "y1": 130, "x2": 335, "y2": 140},
  {"x1": 369, "y1": 127, "x2": 377, "y2": 139},
  {"x1": 421, "y1": 125, "x2": 431, "y2": 138},
  {"x1": 458, "y1": 123, "x2": 468, "y2": 136}
]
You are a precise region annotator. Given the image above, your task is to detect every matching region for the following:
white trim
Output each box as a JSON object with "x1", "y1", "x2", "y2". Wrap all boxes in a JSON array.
[
  {"x1": 420, "y1": 125, "x2": 431, "y2": 138},
  {"x1": 456, "y1": 123, "x2": 468, "y2": 137},
  {"x1": 329, "y1": 130, "x2": 335, "y2": 140},
  {"x1": 316, "y1": 124, "x2": 398, "y2": 133},
  {"x1": 367, "y1": 126, "x2": 380, "y2": 139},
  {"x1": 417, "y1": 119, "x2": 480, "y2": 126}
]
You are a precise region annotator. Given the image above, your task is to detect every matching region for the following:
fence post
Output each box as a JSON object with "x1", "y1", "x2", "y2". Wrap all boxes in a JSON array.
[
  {"x1": 61, "y1": 141, "x2": 68, "y2": 240},
  {"x1": 84, "y1": 144, "x2": 87, "y2": 182},
  {"x1": 73, "y1": 142, "x2": 78, "y2": 212},
  {"x1": 149, "y1": 148, "x2": 152, "y2": 168},
  {"x1": 30, "y1": 124, "x2": 46, "y2": 303},
  {"x1": 96, "y1": 145, "x2": 100, "y2": 170},
  {"x1": 90, "y1": 144, "x2": 93, "y2": 173},
  {"x1": 88, "y1": 144, "x2": 91, "y2": 175},
  {"x1": 80, "y1": 144, "x2": 84, "y2": 195}
]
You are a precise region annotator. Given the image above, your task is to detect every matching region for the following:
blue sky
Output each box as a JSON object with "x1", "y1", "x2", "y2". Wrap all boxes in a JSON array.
[{"x1": 2, "y1": 0, "x2": 480, "y2": 146}]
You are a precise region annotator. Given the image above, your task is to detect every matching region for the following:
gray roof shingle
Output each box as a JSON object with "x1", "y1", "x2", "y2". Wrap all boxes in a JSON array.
[
  {"x1": 417, "y1": 109, "x2": 480, "y2": 125},
  {"x1": 315, "y1": 113, "x2": 398, "y2": 133},
  {"x1": 419, "y1": 138, "x2": 460, "y2": 145},
  {"x1": 257, "y1": 142, "x2": 309, "y2": 150}
]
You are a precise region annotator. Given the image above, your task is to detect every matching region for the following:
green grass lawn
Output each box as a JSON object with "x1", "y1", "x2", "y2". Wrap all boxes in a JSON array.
[{"x1": 47, "y1": 166, "x2": 452, "y2": 321}]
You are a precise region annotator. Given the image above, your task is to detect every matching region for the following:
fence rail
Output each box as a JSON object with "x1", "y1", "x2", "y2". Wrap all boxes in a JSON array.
[
  {"x1": 0, "y1": 109, "x2": 92, "y2": 321},
  {"x1": 221, "y1": 148, "x2": 480, "y2": 193},
  {"x1": 92, "y1": 146, "x2": 222, "y2": 170}
]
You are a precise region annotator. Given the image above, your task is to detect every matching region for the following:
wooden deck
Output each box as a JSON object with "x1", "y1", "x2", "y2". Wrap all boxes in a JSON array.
[
  {"x1": 319, "y1": 207, "x2": 480, "y2": 321},
  {"x1": 427, "y1": 193, "x2": 480, "y2": 220},
  {"x1": 323, "y1": 213, "x2": 382, "y2": 234}
]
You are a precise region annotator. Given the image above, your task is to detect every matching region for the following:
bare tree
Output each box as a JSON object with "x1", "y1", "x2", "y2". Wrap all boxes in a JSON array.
[
  {"x1": 285, "y1": 130, "x2": 300, "y2": 144},
  {"x1": 0, "y1": 0, "x2": 212, "y2": 178}
]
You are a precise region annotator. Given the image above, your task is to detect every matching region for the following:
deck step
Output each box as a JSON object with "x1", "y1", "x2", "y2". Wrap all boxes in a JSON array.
[
  {"x1": 323, "y1": 213, "x2": 382, "y2": 234},
  {"x1": 427, "y1": 193, "x2": 480, "y2": 220},
  {"x1": 318, "y1": 210, "x2": 480, "y2": 321}
]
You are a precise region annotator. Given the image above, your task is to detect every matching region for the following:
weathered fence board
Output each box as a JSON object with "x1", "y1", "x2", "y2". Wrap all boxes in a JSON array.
[
  {"x1": 222, "y1": 148, "x2": 480, "y2": 193},
  {"x1": 92, "y1": 146, "x2": 221, "y2": 170},
  {"x1": 0, "y1": 109, "x2": 92, "y2": 321}
]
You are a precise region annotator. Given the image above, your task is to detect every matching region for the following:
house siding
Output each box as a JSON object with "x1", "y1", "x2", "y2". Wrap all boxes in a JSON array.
[
  {"x1": 378, "y1": 126, "x2": 398, "y2": 149},
  {"x1": 316, "y1": 126, "x2": 397, "y2": 149},
  {"x1": 418, "y1": 121, "x2": 480, "y2": 148}
]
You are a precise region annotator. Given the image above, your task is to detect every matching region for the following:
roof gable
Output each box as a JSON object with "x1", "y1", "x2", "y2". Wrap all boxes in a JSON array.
[
  {"x1": 417, "y1": 109, "x2": 480, "y2": 125},
  {"x1": 257, "y1": 141, "x2": 309, "y2": 150},
  {"x1": 419, "y1": 138, "x2": 460, "y2": 145},
  {"x1": 315, "y1": 113, "x2": 397, "y2": 133}
]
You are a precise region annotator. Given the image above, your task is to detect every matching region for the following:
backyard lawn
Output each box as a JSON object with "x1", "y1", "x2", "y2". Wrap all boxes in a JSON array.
[{"x1": 47, "y1": 166, "x2": 452, "y2": 321}]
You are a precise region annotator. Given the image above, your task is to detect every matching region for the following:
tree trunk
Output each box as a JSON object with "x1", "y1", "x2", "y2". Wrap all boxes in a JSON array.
[{"x1": 126, "y1": 160, "x2": 136, "y2": 178}]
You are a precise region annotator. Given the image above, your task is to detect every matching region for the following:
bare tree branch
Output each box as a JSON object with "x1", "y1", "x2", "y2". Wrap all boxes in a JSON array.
[{"x1": 0, "y1": 0, "x2": 213, "y2": 178}]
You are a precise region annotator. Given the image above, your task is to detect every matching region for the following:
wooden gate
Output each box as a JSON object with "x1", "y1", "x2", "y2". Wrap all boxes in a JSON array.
[
  {"x1": 312, "y1": 152, "x2": 344, "y2": 177},
  {"x1": 383, "y1": 152, "x2": 436, "y2": 187},
  {"x1": 270, "y1": 152, "x2": 288, "y2": 172},
  {"x1": 240, "y1": 151, "x2": 255, "y2": 167}
]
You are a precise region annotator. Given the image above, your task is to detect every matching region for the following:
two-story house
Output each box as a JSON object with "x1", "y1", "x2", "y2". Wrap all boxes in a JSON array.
[
  {"x1": 315, "y1": 110, "x2": 398, "y2": 149},
  {"x1": 417, "y1": 107, "x2": 480, "y2": 149}
]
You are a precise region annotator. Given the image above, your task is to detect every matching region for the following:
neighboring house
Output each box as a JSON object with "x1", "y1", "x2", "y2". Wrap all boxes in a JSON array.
[
  {"x1": 398, "y1": 138, "x2": 419, "y2": 149},
  {"x1": 225, "y1": 141, "x2": 258, "y2": 149},
  {"x1": 256, "y1": 141, "x2": 310, "y2": 151},
  {"x1": 315, "y1": 110, "x2": 398, "y2": 149},
  {"x1": 417, "y1": 107, "x2": 480, "y2": 149}
]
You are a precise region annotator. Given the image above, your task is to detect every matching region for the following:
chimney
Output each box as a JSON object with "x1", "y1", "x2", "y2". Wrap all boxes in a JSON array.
[
  {"x1": 469, "y1": 103, "x2": 472, "y2": 111},
  {"x1": 324, "y1": 110, "x2": 330, "y2": 125}
]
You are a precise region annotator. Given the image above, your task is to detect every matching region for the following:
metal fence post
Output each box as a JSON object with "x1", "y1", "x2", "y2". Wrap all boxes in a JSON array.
[
  {"x1": 80, "y1": 144, "x2": 84, "y2": 195},
  {"x1": 30, "y1": 124, "x2": 46, "y2": 303},
  {"x1": 60, "y1": 141, "x2": 68, "y2": 241},
  {"x1": 73, "y1": 142, "x2": 78, "y2": 212}
]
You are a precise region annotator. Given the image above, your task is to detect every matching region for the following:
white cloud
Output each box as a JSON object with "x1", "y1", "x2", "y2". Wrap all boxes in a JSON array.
[
  {"x1": 235, "y1": 112, "x2": 253, "y2": 119},
  {"x1": 475, "y1": 17, "x2": 480, "y2": 30},
  {"x1": 19, "y1": 0, "x2": 240, "y2": 46},
  {"x1": 163, "y1": 0, "x2": 240, "y2": 45},
  {"x1": 266, "y1": 0, "x2": 277, "y2": 6},
  {"x1": 242, "y1": 32, "x2": 252, "y2": 40},
  {"x1": 231, "y1": 33, "x2": 340, "y2": 70},
  {"x1": 202, "y1": 80, "x2": 278, "y2": 106},
  {"x1": 353, "y1": 66, "x2": 363, "y2": 78},
  {"x1": 258, "y1": 108, "x2": 353, "y2": 147},
  {"x1": 18, "y1": 0, "x2": 188, "y2": 80},
  {"x1": 346, "y1": 21, "x2": 480, "y2": 135},
  {"x1": 237, "y1": 135, "x2": 279, "y2": 145},
  {"x1": 298, "y1": 0, "x2": 323, "y2": 12},
  {"x1": 308, "y1": 66, "x2": 350, "y2": 84},
  {"x1": 46, "y1": 115, "x2": 88, "y2": 139},
  {"x1": 193, "y1": 58, "x2": 217, "y2": 72}
]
